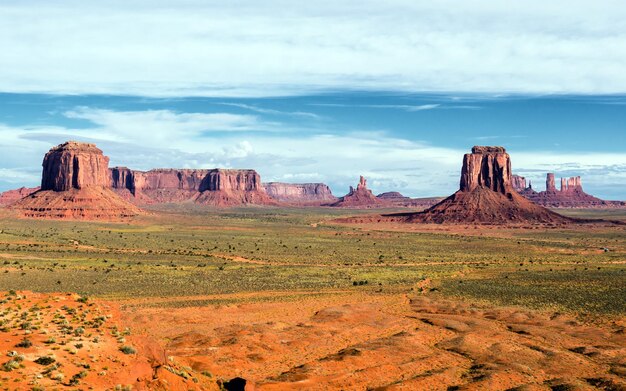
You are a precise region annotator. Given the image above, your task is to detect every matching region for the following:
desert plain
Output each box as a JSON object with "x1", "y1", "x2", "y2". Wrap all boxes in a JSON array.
[{"x1": 0, "y1": 204, "x2": 624, "y2": 390}]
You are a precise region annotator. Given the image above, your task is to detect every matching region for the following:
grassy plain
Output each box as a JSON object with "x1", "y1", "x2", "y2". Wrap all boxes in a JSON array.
[{"x1": 0, "y1": 205, "x2": 624, "y2": 316}]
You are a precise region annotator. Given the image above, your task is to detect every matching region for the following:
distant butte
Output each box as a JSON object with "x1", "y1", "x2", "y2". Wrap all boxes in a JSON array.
[
  {"x1": 331, "y1": 176, "x2": 387, "y2": 208},
  {"x1": 513, "y1": 173, "x2": 622, "y2": 208},
  {"x1": 262, "y1": 182, "x2": 337, "y2": 205}
]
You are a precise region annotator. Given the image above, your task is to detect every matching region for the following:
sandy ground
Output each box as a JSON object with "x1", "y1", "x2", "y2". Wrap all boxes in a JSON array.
[{"x1": 122, "y1": 291, "x2": 626, "y2": 390}]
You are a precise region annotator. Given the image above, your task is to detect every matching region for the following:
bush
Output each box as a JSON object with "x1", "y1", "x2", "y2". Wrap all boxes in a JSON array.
[
  {"x1": 15, "y1": 338, "x2": 32, "y2": 348},
  {"x1": 119, "y1": 346, "x2": 136, "y2": 355},
  {"x1": 34, "y1": 356, "x2": 56, "y2": 365}
]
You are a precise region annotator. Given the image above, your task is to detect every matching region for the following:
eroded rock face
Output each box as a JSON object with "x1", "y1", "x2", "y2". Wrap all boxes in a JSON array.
[
  {"x1": 460, "y1": 146, "x2": 511, "y2": 194},
  {"x1": 262, "y1": 182, "x2": 337, "y2": 204},
  {"x1": 41, "y1": 141, "x2": 110, "y2": 191},
  {"x1": 110, "y1": 168, "x2": 275, "y2": 206}
]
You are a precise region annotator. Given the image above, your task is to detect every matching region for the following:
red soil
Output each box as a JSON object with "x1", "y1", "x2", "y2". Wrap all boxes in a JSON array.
[{"x1": 122, "y1": 292, "x2": 626, "y2": 390}]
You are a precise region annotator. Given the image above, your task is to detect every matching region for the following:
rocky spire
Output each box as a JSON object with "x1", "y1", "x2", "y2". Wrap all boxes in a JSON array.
[{"x1": 546, "y1": 173, "x2": 557, "y2": 193}]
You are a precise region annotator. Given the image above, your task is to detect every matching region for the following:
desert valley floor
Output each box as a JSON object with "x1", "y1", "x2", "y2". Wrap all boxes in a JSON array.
[{"x1": 0, "y1": 205, "x2": 624, "y2": 390}]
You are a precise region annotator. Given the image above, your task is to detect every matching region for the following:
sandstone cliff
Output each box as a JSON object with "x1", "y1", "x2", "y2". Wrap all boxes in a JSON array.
[
  {"x1": 262, "y1": 182, "x2": 337, "y2": 205},
  {"x1": 12, "y1": 141, "x2": 141, "y2": 219},
  {"x1": 110, "y1": 167, "x2": 275, "y2": 206},
  {"x1": 194, "y1": 169, "x2": 275, "y2": 206},
  {"x1": 41, "y1": 142, "x2": 110, "y2": 191}
]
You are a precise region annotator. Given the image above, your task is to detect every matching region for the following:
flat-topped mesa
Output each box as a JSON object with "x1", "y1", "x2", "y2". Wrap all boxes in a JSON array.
[
  {"x1": 262, "y1": 182, "x2": 337, "y2": 204},
  {"x1": 110, "y1": 167, "x2": 275, "y2": 206},
  {"x1": 460, "y1": 146, "x2": 511, "y2": 194},
  {"x1": 13, "y1": 141, "x2": 141, "y2": 219},
  {"x1": 41, "y1": 141, "x2": 110, "y2": 191}
]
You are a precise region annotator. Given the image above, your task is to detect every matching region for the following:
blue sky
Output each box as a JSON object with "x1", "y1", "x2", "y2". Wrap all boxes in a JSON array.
[{"x1": 0, "y1": 1, "x2": 625, "y2": 199}]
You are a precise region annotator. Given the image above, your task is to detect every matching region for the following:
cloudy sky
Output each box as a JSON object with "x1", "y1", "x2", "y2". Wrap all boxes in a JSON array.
[{"x1": 1, "y1": 1, "x2": 625, "y2": 199}]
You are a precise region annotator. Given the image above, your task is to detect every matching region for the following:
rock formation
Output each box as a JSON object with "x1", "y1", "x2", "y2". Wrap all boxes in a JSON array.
[
  {"x1": 110, "y1": 167, "x2": 275, "y2": 206},
  {"x1": 518, "y1": 173, "x2": 613, "y2": 208},
  {"x1": 546, "y1": 173, "x2": 557, "y2": 193},
  {"x1": 194, "y1": 169, "x2": 276, "y2": 206},
  {"x1": 331, "y1": 176, "x2": 387, "y2": 208},
  {"x1": 511, "y1": 175, "x2": 527, "y2": 193},
  {"x1": 459, "y1": 146, "x2": 511, "y2": 193},
  {"x1": 12, "y1": 141, "x2": 141, "y2": 219},
  {"x1": 398, "y1": 147, "x2": 571, "y2": 224},
  {"x1": 262, "y1": 182, "x2": 337, "y2": 205},
  {"x1": 377, "y1": 192, "x2": 443, "y2": 209},
  {"x1": 41, "y1": 142, "x2": 111, "y2": 191},
  {"x1": 0, "y1": 186, "x2": 39, "y2": 206}
]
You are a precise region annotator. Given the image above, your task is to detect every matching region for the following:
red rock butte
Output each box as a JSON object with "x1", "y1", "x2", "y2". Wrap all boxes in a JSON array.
[
  {"x1": 514, "y1": 173, "x2": 616, "y2": 208},
  {"x1": 331, "y1": 176, "x2": 387, "y2": 208},
  {"x1": 398, "y1": 146, "x2": 571, "y2": 224},
  {"x1": 11, "y1": 141, "x2": 141, "y2": 219}
]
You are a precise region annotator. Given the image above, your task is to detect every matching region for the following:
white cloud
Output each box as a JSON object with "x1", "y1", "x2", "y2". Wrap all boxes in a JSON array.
[
  {"x1": 1, "y1": 1, "x2": 625, "y2": 96},
  {"x1": 218, "y1": 103, "x2": 321, "y2": 119}
]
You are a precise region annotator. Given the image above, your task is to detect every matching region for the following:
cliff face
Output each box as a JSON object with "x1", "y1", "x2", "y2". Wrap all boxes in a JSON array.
[
  {"x1": 110, "y1": 168, "x2": 274, "y2": 206},
  {"x1": 331, "y1": 176, "x2": 387, "y2": 208},
  {"x1": 41, "y1": 142, "x2": 110, "y2": 191},
  {"x1": 460, "y1": 146, "x2": 511, "y2": 194},
  {"x1": 12, "y1": 141, "x2": 140, "y2": 219},
  {"x1": 403, "y1": 146, "x2": 570, "y2": 224},
  {"x1": 262, "y1": 182, "x2": 337, "y2": 204}
]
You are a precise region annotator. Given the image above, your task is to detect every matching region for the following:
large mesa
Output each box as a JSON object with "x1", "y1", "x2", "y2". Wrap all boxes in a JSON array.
[
  {"x1": 12, "y1": 141, "x2": 141, "y2": 219},
  {"x1": 110, "y1": 167, "x2": 276, "y2": 206}
]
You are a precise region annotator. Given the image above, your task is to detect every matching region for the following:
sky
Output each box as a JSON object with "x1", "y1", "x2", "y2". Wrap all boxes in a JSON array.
[{"x1": 0, "y1": 1, "x2": 625, "y2": 199}]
